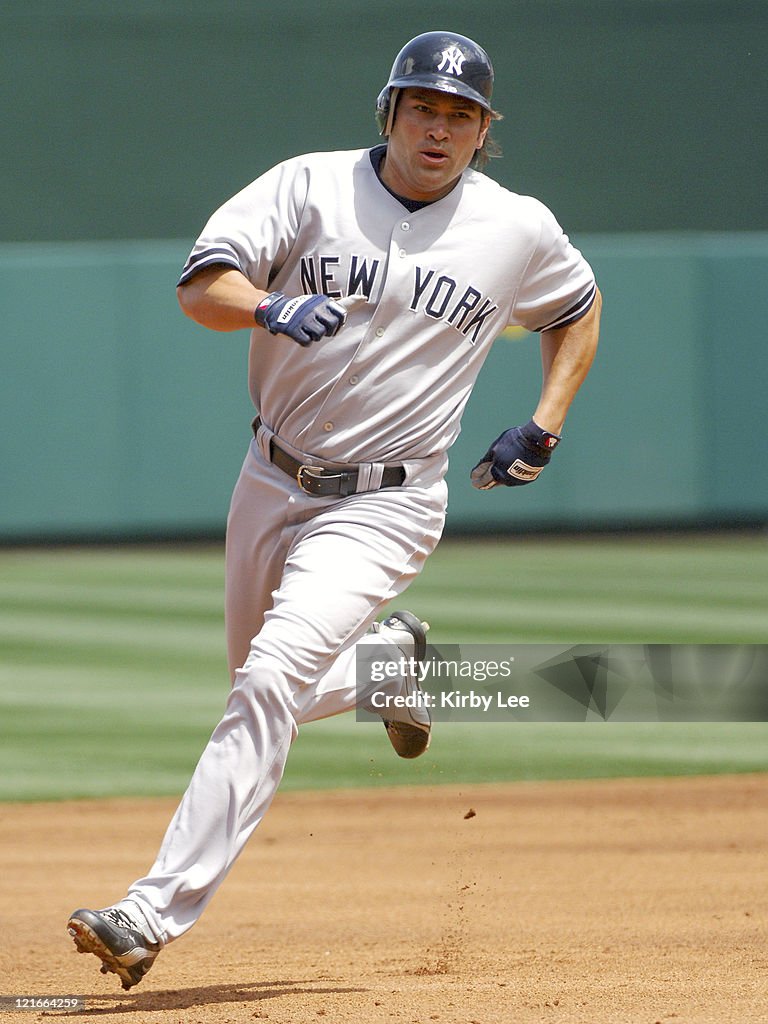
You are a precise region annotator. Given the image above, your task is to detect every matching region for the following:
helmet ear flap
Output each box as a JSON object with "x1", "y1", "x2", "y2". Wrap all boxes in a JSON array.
[{"x1": 381, "y1": 87, "x2": 400, "y2": 137}]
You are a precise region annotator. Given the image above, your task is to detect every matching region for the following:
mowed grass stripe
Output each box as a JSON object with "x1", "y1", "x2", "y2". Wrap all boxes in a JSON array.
[
  {"x1": 0, "y1": 544, "x2": 225, "y2": 577},
  {"x1": 414, "y1": 569, "x2": 766, "y2": 602},
  {"x1": 5, "y1": 717, "x2": 768, "y2": 801},
  {"x1": 0, "y1": 610, "x2": 224, "y2": 653},
  {"x1": 0, "y1": 583, "x2": 223, "y2": 617},
  {"x1": 421, "y1": 549, "x2": 764, "y2": 585},
  {"x1": 0, "y1": 662, "x2": 227, "y2": 709},
  {"x1": 420, "y1": 539, "x2": 765, "y2": 591},
  {"x1": 0, "y1": 639, "x2": 224, "y2": 676},
  {"x1": 419, "y1": 596, "x2": 766, "y2": 642}
]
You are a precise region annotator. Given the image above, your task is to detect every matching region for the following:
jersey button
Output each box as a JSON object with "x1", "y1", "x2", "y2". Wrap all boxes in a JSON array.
[
  {"x1": 348, "y1": 375, "x2": 359, "y2": 385},
  {"x1": 401, "y1": 221, "x2": 410, "y2": 231},
  {"x1": 322, "y1": 421, "x2": 333, "y2": 432},
  {"x1": 375, "y1": 327, "x2": 385, "y2": 337},
  {"x1": 398, "y1": 248, "x2": 407, "y2": 258}
]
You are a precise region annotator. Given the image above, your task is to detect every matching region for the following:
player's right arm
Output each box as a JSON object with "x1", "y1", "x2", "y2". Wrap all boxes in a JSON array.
[
  {"x1": 177, "y1": 156, "x2": 346, "y2": 344},
  {"x1": 177, "y1": 266, "x2": 347, "y2": 346},
  {"x1": 177, "y1": 266, "x2": 268, "y2": 332}
]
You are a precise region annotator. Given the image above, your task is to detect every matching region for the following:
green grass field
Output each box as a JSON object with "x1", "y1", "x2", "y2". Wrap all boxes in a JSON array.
[{"x1": 1, "y1": 535, "x2": 767, "y2": 802}]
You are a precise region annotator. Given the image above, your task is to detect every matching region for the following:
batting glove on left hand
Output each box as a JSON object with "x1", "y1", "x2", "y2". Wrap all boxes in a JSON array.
[
  {"x1": 255, "y1": 291, "x2": 347, "y2": 346},
  {"x1": 470, "y1": 419, "x2": 561, "y2": 489}
]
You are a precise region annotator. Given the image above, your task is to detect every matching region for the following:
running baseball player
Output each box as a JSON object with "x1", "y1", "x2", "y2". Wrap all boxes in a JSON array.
[{"x1": 67, "y1": 30, "x2": 600, "y2": 988}]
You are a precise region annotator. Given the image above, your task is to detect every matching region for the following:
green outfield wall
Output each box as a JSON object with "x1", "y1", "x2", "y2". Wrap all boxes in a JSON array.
[
  {"x1": 1, "y1": 234, "x2": 766, "y2": 540},
  {"x1": 2, "y1": 0, "x2": 766, "y2": 241}
]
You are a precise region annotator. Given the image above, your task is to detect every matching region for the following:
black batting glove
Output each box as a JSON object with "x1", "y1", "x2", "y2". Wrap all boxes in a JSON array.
[
  {"x1": 470, "y1": 419, "x2": 561, "y2": 489},
  {"x1": 255, "y1": 291, "x2": 347, "y2": 346}
]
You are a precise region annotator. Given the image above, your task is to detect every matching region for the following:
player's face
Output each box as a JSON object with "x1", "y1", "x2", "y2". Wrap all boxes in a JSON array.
[{"x1": 381, "y1": 88, "x2": 490, "y2": 202}]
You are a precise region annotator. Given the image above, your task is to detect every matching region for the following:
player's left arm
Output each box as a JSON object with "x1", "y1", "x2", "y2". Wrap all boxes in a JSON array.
[
  {"x1": 533, "y1": 285, "x2": 602, "y2": 435},
  {"x1": 470, "y1": 287, "x2": 601, "y2": 489}
]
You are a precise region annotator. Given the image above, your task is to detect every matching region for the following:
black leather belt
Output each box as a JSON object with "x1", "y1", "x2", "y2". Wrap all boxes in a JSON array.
[{"x1": 252, "y1": 418, "x2": 406, "y2": 497}]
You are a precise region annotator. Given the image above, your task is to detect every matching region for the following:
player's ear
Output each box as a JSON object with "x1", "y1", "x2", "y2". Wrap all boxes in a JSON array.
[{"x1": 476, "y1": 112, "x2": 491, "y2": 149}]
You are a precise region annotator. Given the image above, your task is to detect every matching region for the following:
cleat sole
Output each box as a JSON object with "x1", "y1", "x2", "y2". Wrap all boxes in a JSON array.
[{"x1": 67, "y1": 916, "x2": 154, "y2": 990}]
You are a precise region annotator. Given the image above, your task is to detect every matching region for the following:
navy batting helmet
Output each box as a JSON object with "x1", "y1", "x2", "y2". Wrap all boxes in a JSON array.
[{"x1": 376, "y1": 31, "x2": 495, "y2": 133}]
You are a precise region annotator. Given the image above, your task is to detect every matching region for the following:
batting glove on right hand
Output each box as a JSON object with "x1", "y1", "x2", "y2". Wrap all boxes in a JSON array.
[
  {"x1": 470, "y1": 420, "x2": 561, "y2": 489},
  {"x1": 255, "y1": 291, "x2": 347, "y2": 346}
]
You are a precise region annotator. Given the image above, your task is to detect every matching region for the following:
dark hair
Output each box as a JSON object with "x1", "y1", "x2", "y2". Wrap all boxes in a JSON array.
[
  {"x1": 471, "y1": 115, "x2": 503, "y2": 170},
  {"x1": 374, "y1": 97, "x2": 504, "y2": 171}
]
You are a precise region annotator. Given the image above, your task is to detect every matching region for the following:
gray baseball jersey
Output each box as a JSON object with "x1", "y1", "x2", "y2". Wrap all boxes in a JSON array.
[{"x1": 179, "y1": 147, "x2": 595, "y2": 464}]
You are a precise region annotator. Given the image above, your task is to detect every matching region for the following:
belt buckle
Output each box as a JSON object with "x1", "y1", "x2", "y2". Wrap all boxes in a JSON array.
[{"x1": 296, "y1": 464, "x2": 329, "y2": 495}]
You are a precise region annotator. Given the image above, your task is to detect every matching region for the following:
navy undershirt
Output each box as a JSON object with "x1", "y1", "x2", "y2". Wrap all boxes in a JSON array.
[{"x1": 369, "y1": 145, "x2": 434, "y2": 214}]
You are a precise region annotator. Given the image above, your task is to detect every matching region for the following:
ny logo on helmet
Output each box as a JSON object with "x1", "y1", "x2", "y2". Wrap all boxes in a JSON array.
[{"x1": 437, "y1": 46, "x2": 466, "y2": 76}]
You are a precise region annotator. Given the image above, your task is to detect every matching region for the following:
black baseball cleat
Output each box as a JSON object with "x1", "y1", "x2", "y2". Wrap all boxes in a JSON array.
[
  {"x1": 67, "y1": 906, "x2": 160, "y2": 990},
  {"x1": 374, "y1": 610, "x2": 432, "y2": 759}
]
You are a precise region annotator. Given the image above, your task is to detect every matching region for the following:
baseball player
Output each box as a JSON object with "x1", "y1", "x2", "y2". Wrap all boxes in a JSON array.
[{"x1": 67, "y1": 30, "x2": 600, "y2": 989}]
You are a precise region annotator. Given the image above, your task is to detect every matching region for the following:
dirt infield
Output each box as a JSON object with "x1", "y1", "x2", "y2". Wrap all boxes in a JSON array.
[{"x1": 2, "y1": 775, "x2": 767, "y2": 1024}]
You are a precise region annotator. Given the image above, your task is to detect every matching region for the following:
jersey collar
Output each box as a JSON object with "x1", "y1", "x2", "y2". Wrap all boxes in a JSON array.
[{"x1": 369, "y1": 145, "x2": 436, "y2": 214}]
